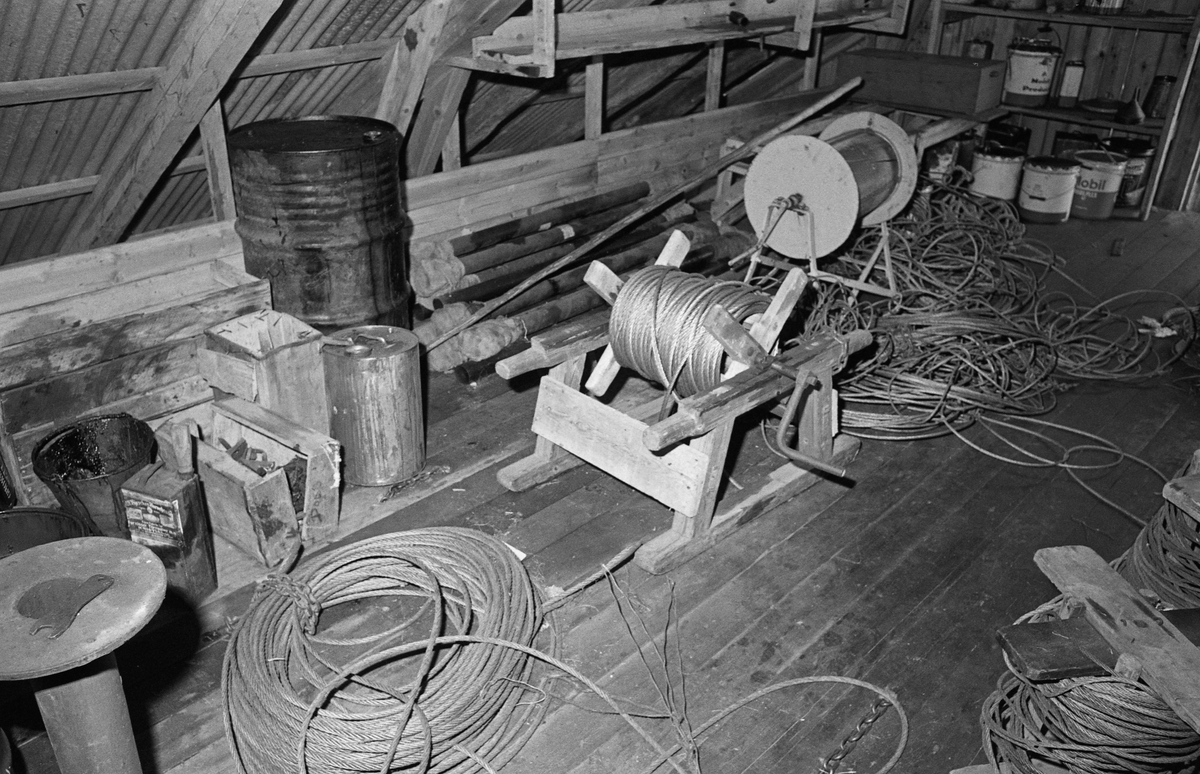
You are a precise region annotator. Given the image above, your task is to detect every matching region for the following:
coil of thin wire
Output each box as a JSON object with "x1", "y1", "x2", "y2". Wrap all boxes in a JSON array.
[
  {"x1": 222, "y1": 527, "x2": 550, "y2": 774},
  {"x1": 1119, "y1": 497, "x2": 1200, "y2": 609},
  {"x1": 982, "y1": 670, "x2": 1200, "y2": 774},
  {"x1": 609, "y1": 265, "x2": 771, "y2": 397},
  {"x1": 793, "y1": 179, "x2": 1191, "y2": 439}
]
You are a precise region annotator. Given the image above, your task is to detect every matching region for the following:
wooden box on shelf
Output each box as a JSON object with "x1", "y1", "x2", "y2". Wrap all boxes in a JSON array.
[{"x1": 837, "y1": 49, "x2": 1006, "y2": 115}]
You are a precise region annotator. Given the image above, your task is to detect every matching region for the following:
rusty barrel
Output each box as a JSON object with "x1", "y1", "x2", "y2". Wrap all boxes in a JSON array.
[{"x1": 227, "y1": 116, "x2": 409, "y2": 330}]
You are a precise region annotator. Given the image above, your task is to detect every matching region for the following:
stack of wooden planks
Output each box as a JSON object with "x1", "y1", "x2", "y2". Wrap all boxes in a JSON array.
[{"x1": 0, "y1": 222, "x2": 269, "y2": 505}]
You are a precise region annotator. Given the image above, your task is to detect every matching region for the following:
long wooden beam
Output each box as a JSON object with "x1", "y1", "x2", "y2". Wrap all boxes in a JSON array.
[
  {"x1": 375, "y1": 0, "x2": 453, "y2": 136},
  {"x1": 58, "y1": 0, "x2": 287, "y2": 253},
  {"x1": 405, "y1": 0, "x2": 530, "y2": 177}
]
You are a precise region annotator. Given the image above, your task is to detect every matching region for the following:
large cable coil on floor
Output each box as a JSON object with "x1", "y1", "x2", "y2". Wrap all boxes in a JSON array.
[
  {"x1": 608, "y1": 265, "x2": 771, "y2": 398},
  {"x1": 222, "y1": 527, "x2": 550, "y2": 774}
]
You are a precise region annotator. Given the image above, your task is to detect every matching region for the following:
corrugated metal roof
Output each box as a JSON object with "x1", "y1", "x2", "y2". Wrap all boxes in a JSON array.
[{"x1": 0, "y1": 0, "x2": 837, "y2": 264}]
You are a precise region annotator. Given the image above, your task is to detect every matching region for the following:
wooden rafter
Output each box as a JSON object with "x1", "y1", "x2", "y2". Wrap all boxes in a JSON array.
[
  {"x1": 405, "y1": 0, "x2": 530, "y2": 177},
  {"x1": 58, "y1": 0, "x2": 286, "y2": 254},
  {"x1": 199, "y1": 102, "x2": 236, "y2": 221},
  {"x1": 374, "y1": 0, "x2": 454, "y2": 137}
]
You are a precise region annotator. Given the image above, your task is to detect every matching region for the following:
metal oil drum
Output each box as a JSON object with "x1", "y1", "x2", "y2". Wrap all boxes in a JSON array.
[
  {"x1": 324, "y1": 326, "x2": 424, "y2": 487},
  {"x1": 227, "y1": 116, "x2": 409, "y2": 330}
]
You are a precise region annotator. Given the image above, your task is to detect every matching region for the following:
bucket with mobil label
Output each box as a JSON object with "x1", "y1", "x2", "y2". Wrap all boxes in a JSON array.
[
  {"x1": 1071, "y1": 150, "x2": 1128, "y2": 220},
  {"x1": 1101, "y1": 137, "x2": 1155, "y2": 208},
  {"x1": 969, "y1": 146, "x2": 1025, "y2": 201},
  {"x1": 1018, "y1": 157, "x2": 1080, "y2": 224}
]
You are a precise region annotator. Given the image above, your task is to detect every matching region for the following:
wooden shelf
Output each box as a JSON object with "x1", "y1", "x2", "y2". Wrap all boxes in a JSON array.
[
  {"x1": 1004, "y1": 103, "x2": 1165, "y2": 135},
  {"x1": 941, "y1": 2, "x2": 1194, "y2": 32},
  {"x1": 467, "y1": 0, "x2": 900, "y2": 76}
]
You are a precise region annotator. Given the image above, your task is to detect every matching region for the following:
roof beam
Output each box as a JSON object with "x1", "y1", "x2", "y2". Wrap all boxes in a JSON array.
[
  {"x1": 58, "y1": 0, "x2": 287, "y2": 253},
  {"x1": 374, "y1": 0, "x2": 453, "y2": 137},
  {"x1": 405, "y1": 0, "x2": 530, "y2": 177}
]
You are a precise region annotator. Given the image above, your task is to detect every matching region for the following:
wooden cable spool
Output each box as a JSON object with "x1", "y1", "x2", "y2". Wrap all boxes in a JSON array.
[{"x1": 744, "y1": 112, "x2": 918, "y2": 259}]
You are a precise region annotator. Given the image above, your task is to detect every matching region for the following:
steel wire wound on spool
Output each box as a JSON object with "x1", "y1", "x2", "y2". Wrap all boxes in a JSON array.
[
  {"x1": 610, "y1": 266, "x2": 771, "y2": 397},
  {"x1": 222, "y1": 527, "x2": 549, "y2": 774}
]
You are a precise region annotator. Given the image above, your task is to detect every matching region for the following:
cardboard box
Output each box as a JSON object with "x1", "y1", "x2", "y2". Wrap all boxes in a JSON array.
[{"x1": 837, "y1": 49, "x2": 1006, "y2": 116}]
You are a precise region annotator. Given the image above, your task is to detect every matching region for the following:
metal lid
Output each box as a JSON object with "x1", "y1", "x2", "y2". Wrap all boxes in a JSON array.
[
  {"x1": 324, "y1": 325, "x2": 419, "y2": 360},
  {"x1": 1025, "y1": 156, "x2": 1081, "y2": 171},
  {"x1": 1009, "y1": 38, "x2": 1062, "y2": 54},
  {"x1": 0, "y1": 537, "x2": 165, "y2": 679},
  {"x1": 227, "y1": 115, "x2": 398, "y2": 154}
]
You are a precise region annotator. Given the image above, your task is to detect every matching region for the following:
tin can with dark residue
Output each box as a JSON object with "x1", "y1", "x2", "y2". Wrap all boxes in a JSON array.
[{"x1": 228, "y1": 116, "x2": 409, "y2": 330}]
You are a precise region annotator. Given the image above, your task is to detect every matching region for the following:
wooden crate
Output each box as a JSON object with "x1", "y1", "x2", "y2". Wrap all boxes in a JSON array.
[
  {"x1": 836, "y1": 49, "x2": 1005, "y2": 115},
  {"x1": 200, "y1": 309, "x2": 330, "y2": 435},
  {"x1": 0, "y1": 222, "x2": 270, "y2": 505},
  {"x1": 185, "y1": 396, "x2": 340, "y2": 567}
]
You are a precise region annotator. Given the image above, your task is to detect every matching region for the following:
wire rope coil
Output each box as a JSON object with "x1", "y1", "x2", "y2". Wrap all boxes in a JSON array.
[
  {"x1": 609, "y1": 266, "x2": 771, "y2": 398},
  {"x1": 222, "y1": 527, "x2": 550, "y2": 774}
]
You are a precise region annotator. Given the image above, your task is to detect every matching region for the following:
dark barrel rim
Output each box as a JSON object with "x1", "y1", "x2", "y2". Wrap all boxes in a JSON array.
[{"x1": 227, "y1": 115, "x2": 399, "y2": 155}]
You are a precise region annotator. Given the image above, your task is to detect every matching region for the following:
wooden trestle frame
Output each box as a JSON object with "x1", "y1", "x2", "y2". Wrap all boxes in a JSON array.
[{"x1": 495, "y1": 230, "x2": 866, "y2": 573}]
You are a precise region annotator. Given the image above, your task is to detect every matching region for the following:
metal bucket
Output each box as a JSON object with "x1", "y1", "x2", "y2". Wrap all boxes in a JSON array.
[
  {"x1": 228, "y1": 116, "x2": 409, "y2": 330},
  {"x1": 970, "y1": 147, "x2": 1025, "y2": 201},
  {"x1": 1072, "y1": 150, "x2": 1128, "y2": 220},
  {"x1": 0, "y1": 507, "x2": 98, "y2": 559},
  {"x1": 1018, "y1": 157, "x2": 1080, "y2": 224},
  {"x1": 1102, "y1": 137, "x2": 1155, "y2": 208},
  {"x1": 1004, "y1": 41, "x2": 1061, "y2": 107},
  {"x1": 31, "y1": 414, "x2": 156, "y2": 538}
]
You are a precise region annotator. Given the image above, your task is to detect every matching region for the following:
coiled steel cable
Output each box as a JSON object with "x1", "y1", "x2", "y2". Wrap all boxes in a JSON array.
[
  {"x1": 222, "y1": 528, "x2": 550, "y2": 774},
  {"x1": 609, "y1": 266, "x2": 771, "y2": 398}
]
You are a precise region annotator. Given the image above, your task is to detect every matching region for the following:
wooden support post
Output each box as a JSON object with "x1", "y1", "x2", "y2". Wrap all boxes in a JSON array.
[
  {"x1": 497, "y1": 355, "x2": 588, "y2": 491},
  {"x1": 793, "y1": 0, "x2": 818, "y2": 51},
  {"x1": 199, "y1": 101, "x2": 236, "y2": 221},
  {"x1": 532, "y1": 0, "x2": 558, "y2": 76},
  {"x1": 407, "y1": 65, "x2": 472, "y2": 177},
  {"x1": 585, "y1": 57, "x2": 605, "y2": 140},
  {"x1": 705, "y1": 42, "x2": 724, "y2": 112},
  {"x1": 800, "y1": 30, "x2": 822, "y2": 91},
  {"x1": 441, "y1": 110, "x2": 463, "y2": 171},
  {"x1": 374, "y1": 0, "x2": 452, "y2": 137},
  {"x1": 1035, "y1": 545, "x2": 1200, "y2": 731}
]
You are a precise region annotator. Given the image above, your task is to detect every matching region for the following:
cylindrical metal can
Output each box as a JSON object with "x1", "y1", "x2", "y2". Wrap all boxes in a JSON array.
[
  {"x1": 970, "y1": 147, "x2": 1026, "y2": 201},
  {"x1": 1071, "y1": 150, "x2": 1128, "y2": 220},
  {"x1": 324, "y1": 326, "x2": 424, "y2": 486},
  {"x1": 1102, "y1": 137, "x2": 1155, "y2": 208},
  {"x1": 1004, "y1": 40, "x2": 1061, "y2": 107},
  {"x1": 1018, "y1": 156, "x2": 1080, "y2": 223},
  {"x1": 1056, "y1": 60, "x2": 1085, "y2": 108},
  {"x1": 228, "y1": 116, "x2": 409, "y2": 330},
  {"x1": 1142, "y1": 75, "x2": 1176, "y2": 119}
]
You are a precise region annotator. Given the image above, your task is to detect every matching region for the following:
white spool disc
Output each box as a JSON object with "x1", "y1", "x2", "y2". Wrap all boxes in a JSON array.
[
  {"x1": 819, "y1": 111, "x2": 919, "y2": 226},
  {"x1": 744, "y1": 135, "x2": 859, "y2": 260}
]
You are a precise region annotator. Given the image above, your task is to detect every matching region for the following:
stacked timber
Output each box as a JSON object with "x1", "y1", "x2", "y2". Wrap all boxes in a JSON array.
[
  {"x1": 0, "y1": 222, "x2": 269, "y2": 505},
  {"x1": 416, "y1": 216, "x2": 755, "y2": 372}
]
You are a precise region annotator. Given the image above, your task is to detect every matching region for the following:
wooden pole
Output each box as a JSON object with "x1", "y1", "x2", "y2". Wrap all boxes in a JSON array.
[{"x1": 427, "y1": 77, "x2": 863, "y2": 350}]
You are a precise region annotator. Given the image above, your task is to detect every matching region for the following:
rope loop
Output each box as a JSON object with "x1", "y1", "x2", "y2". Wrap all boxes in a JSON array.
[{"x1": 257, "y1": 573, "x2": 321, "y2": 635}]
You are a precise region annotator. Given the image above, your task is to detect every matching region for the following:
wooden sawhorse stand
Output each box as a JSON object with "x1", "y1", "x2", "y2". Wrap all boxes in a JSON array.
[{"x1": 495, "y1": 233, "x2": 866, "y2": 574}]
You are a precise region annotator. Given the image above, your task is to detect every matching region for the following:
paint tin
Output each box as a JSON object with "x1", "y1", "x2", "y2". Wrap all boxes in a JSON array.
[
  {"x1": 1018, "y1": 157, "x2": 1080, "y2": 223},
  {"x1": 1101, "y1": 137, "x2": 1155, "y2": 208},
  {"x1": 1004, "y1": 41, "x2": 1061, "y2": 107},
  {"x1": 969, "y1": 147, "x2": 1025, "y2": 201},
  {"x1": 1071, "y1": 150, "x2": 1128, "y2": 220}
]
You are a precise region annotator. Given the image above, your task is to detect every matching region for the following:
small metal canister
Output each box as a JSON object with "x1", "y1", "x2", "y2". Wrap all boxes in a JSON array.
[{"x1": 324, "y1": 326, "x2": 425, "y2": 487}]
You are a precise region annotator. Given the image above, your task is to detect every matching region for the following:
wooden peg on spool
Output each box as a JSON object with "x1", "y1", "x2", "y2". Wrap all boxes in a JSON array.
[{"x1": 583, "y1": 229, "x2": 691, "y2": 397}]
